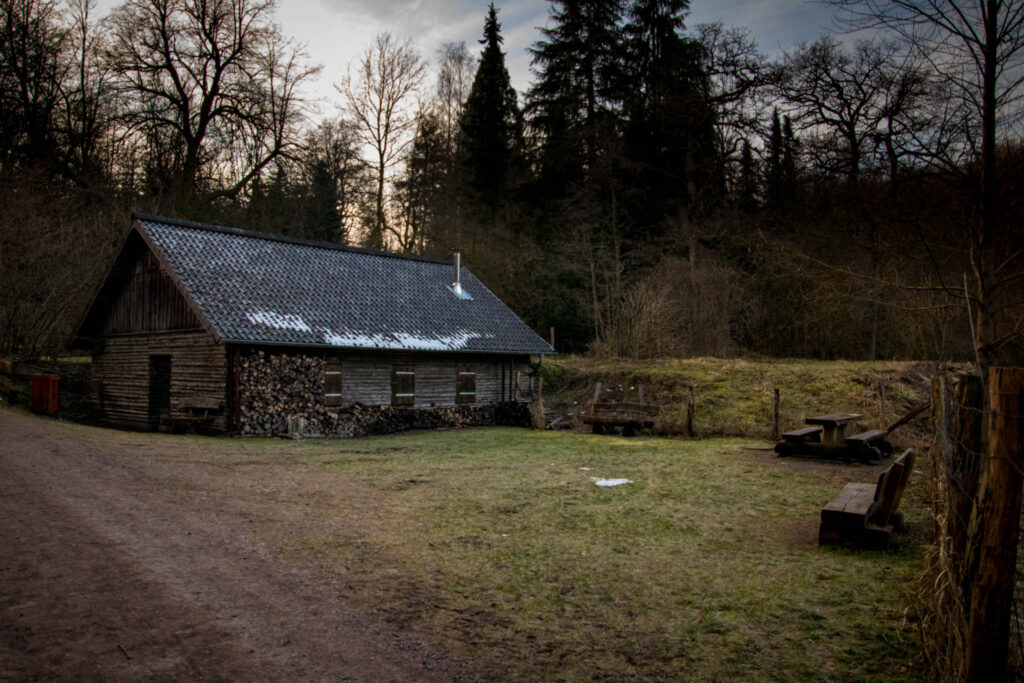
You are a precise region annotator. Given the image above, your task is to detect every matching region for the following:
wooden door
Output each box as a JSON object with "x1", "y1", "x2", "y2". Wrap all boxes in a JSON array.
[{"x1": 148, "y1": 355, "x2": 171, "y2": 430}]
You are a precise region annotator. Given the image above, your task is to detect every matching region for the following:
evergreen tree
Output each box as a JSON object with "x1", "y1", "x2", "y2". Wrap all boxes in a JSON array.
[
  {"x1": 459, "y1": 4, "x2": 524, "y2": 223},
  {"x1": 397, "y1": 109, "x2": 447, "y2": 251},
  {"x1": 736, "y1": 139, "x2": 759, "y2": 213},
  {"x1": 780, "y1": 114, "x2": 798, "y2": 209},
  {"x1": 304, "y1": 158, "x2": 344, "y2": 243},
  {"x1": 526, "y1": 0, "x2": 625, "y2": 196},
  {"x1": 764, "y1": 108, "x2": 784, "y2": 212},
  {"x1": 621, "y1": 0, "x2": 721, "y2": 242}
]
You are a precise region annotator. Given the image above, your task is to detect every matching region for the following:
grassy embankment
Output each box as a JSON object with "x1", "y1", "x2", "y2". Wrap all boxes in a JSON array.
[
  {"x1": 227, "y1": 426, "x2": 926, "y2": 681},
  {"x1": 543, "y1": 356, "x2": 954, "y2": 441}
]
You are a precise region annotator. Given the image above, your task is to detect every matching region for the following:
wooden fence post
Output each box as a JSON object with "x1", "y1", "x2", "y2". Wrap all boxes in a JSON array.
[
  {"x1": 771, "y1": 388, "x2": 780, "y2": 441},
  {"x1": 964, "y1": 367, "x2": 1024, "y2": 681},
  {"x1": 686, "y1": 385, "x2": 695, "y2": 437},
  {"x1": 530, "y1": 376, "x2": 545, "y2": 430},
  {"x1": 878, "y1": 383, "x2": 888, "y2": 427}
]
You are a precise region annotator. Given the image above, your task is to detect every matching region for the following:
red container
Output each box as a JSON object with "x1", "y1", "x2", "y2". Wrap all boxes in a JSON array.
[{"x1": 30, "y1": 374, "x2": 60, "y2": 415}]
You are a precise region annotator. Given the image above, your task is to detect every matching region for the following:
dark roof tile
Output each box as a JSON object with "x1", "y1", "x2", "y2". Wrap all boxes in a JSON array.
[{"x1": 136, "y1": 216, "x2": 554, "y2": 355}]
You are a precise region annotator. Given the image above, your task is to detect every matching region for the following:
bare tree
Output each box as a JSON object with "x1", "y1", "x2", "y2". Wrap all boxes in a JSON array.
[
  {"x1": 697, "y1": 23, "x2": 775, "y2": 156},
  {"x1": 0, "y1": 0, "x2": 69, "y2": 172},
  {"x1": 831, "y1": 0, "x2": 1024, "y2": 373},
  {"x1": 105, "y1": 0, "x2": 319, "y2": 214},
  {"x1": 299, "y1": 118, "x2": 373, "y2": 243},
  {"x1": 339, "y1": 32, "x2": 425, "y2": 250},
  {"x1": 436, "y1": 41, "x2": 474, "y2": 162}
]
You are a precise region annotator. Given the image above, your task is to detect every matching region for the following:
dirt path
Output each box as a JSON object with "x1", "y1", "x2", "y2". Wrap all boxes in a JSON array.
[{"x1": 0, "y1": 408, "x2": 458, "y2": 682}]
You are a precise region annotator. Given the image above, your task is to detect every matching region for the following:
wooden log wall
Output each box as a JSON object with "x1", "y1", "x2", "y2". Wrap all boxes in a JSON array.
[
  {"x1": 236, "y1": 348, "x2": 531, "y2": 437},
  {"x1": 92, "y1": 330, "x2": 227, "y2": 431},
  {"x1": 331, "y1": 351, "x2": 516, "y2": 407}
]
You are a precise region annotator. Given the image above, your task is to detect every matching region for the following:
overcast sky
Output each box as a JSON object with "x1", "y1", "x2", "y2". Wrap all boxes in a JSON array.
[{"x1": 93, "y1": 0, "x2": 842, "y2": 113}]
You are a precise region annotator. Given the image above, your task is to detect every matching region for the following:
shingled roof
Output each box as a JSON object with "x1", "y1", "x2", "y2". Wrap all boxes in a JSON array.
[{"x1": 88, "y1": 215, "x2": 554, "y2": 355}]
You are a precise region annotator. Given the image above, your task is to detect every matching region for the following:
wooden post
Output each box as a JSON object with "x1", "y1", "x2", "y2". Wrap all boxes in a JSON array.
[
  {"x1": 589, "y1": 381, "x2": 602, "y2": 416},
  {"x1": 771, "y1": 388, "x2": 780, "y2": 441},
  {"x1": 637, "y1": 383, "x2": 644, "y2": 404},
  {"x1": 530, "y1": 376, "x2": 545, "y2": 430},
  {"x1": 877, "y1": 383, "x2": 888, "y2": 427},
  {"x1": 686, "y1": 385, "x2": 695, "y2": 437},
  {"x1": 549, "y1": 326, "x2": 555, "y2": 349},
  {"x1": 964, "y1": 367, "x2": 1024, "y2": 681}
]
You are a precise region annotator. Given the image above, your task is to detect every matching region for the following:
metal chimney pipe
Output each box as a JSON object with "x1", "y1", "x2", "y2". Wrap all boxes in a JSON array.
[{"x1": 452, "y1": 249, "x2": 461, "y2": 290}]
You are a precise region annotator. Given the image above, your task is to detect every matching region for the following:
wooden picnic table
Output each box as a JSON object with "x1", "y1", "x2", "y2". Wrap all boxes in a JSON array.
[{"x1": 805, "y1": 412, "x2": 862, "y2": 447}]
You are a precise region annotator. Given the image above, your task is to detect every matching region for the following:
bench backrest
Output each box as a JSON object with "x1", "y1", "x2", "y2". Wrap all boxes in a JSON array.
[
  {"x1": 180, "y1": 397, "x2": 223, "y2": 411},
  {"x1": 869, "y1": 449, "x2": 915, "y2": 525}
]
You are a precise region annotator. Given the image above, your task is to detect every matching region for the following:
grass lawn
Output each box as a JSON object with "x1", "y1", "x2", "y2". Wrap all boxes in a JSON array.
[{"x1": 239, "y1": 427, "x2": 925, "y2": 681}]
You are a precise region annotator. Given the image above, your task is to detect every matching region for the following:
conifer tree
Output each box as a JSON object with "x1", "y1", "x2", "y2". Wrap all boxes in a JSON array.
[
  {"x1": 459, "y1": 4, "x2": 524, "y2": 222},
  {"x1": 621, "y1": 0, "x2": 721, "y2": 241},
  {"x1": 526, "y1": 0, "x2": 625, "y2": 194},
  {"x1": 780, "y1": 114, "x2": 798, "y2": 210},
  {"x1": 736, "y1": 139, "x2": 759, "y2": 213},
  {"x1": 764, "y1": 108, "x2": 784, "y2": 212}
]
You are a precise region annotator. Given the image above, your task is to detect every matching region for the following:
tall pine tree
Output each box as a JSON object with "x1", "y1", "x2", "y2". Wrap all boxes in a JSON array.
[
  {"x1": 736, "y1": 139, "x2": 759, "y2": 213},
  {"x1": 621, "y1": 0, "x2": 721, "y2": 244},
  {"x1": 459, "y1": 4, "x2": 524, "y2": 225},
  {"x1": 526, "y1": 0, "x2": 625, "y2": 198},
  {"x1": 764, "y1": 108, "x2": 784, "y2": 213}
]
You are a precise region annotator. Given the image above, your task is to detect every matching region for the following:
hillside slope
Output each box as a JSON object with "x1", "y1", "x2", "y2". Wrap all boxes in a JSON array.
[{"x1": 542, "y1": 356, "x2": 963, "y2": 443}]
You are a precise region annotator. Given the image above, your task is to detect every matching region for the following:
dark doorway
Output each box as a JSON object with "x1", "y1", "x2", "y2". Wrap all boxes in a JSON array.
[{"x1": 148, "y1": 355, "x2": 171, "y2": 430}]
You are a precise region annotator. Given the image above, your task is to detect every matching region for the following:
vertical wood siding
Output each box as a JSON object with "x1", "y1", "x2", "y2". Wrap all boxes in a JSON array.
[
  {"x1": 104, "y1": 249, "x2": 201, "y2": 334},
  {"x1": 92, "y1": 330, "x2": 226, "y2": 430}
]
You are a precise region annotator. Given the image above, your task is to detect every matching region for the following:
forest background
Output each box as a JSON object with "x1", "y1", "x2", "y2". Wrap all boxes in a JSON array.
[{"x1": 2, "y1": 0, "x2": 1022, "y2": 367}]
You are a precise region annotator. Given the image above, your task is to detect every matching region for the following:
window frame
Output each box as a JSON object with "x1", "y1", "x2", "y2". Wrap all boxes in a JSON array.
[
  {"x1": 391, "y1": 364, "x2": 415, "y2": 406},
  {"x1": 324, "y1": 357, "x2": 343, "y2": 407},
  {"x1": 455, "y1": 365, "x2": 477, "y2": 404}
]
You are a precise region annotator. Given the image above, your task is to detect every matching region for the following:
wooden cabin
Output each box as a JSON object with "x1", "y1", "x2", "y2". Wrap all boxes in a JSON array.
[{"x1": 75, "y1": 214, "x2": 554, "y2": 436}]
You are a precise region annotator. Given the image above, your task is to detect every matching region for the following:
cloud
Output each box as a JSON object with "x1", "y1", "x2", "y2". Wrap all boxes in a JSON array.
[
  {"x1": 279, "y1": 0, "x2": 546, "y2": 107},
  {"x1": 689, "y1": 0, "x2": 838, "y2": 54}
]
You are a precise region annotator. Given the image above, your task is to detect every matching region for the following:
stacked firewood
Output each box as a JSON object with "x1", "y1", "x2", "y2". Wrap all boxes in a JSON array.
[
  {"x1": 238, "y1": 350, "x2": 324, "y2": 436},
  {"x1": 325, "y1": 402, "x2": 530, "y2": 437},
  {"x1": 237, "y1": 349, "x2": 532, "y2": 437}
]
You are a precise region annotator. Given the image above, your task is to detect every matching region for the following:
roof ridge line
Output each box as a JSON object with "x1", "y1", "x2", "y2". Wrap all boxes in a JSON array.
[{"x1": 131, "y1": 212, "x2": 451, "y2": 265}]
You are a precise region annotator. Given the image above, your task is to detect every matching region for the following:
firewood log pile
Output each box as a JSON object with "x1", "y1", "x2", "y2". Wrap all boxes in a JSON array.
[
  {"x1": 238, "y1": 350, "x2": 323, "y2": 435},
  {"x1": 323, "y1": 401, "x2": 530, "y2": 437},
  {"x1": 238, "y1": 350, "x2": 530, "y2": 437}
]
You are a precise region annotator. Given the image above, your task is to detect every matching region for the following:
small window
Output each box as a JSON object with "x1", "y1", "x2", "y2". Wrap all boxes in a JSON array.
[
  {"x1": 324, "y1": 359, "x2": 343, "y2": 407},
  {"x1": 456, "y1": 365, "x2": 477, "y2": 404},
  {"x1": 391, "y1": 364, "x2": 415, "y2": 406}
]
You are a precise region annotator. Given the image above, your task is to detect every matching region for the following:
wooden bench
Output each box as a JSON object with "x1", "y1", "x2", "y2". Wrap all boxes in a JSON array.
[
  {"x1": 818, "y1": 449, "x2": 915, "y2": 549},
  {"x1": 168, "y1": 398, "x2": 224, "y2": 433},
  {"x1": 782, "y1": 426, "x2": 822, "y2": 443}
]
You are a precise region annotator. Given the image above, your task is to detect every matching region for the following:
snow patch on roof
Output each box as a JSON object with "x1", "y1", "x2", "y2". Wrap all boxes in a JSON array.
[
  {"x1": 246, "y1": 310, "x2": 313, "y2": 332},
  {"x1": 319, "y1": 328, "x2": 492, "y2": 351}
]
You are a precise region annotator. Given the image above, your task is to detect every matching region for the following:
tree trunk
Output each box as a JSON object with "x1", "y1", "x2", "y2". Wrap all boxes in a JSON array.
[{"x1": 964, "y1": 367, "x2": 1024, "y2": 681}]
